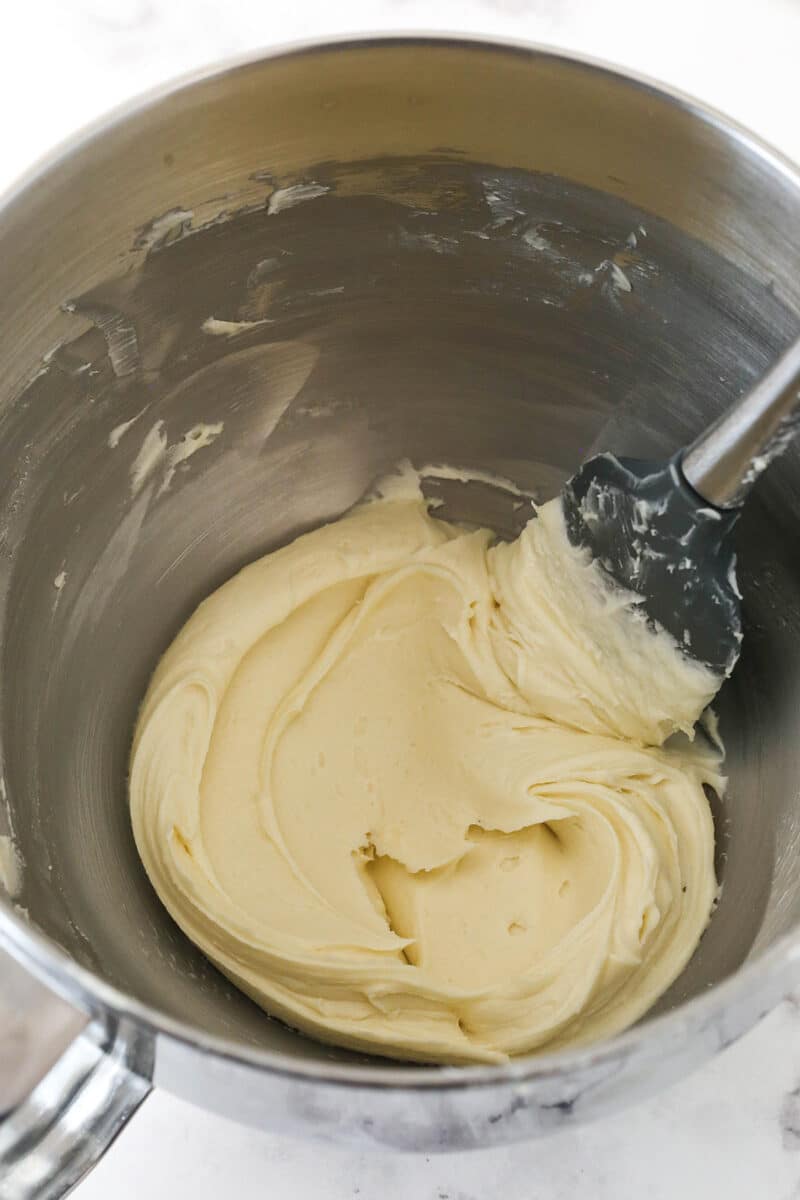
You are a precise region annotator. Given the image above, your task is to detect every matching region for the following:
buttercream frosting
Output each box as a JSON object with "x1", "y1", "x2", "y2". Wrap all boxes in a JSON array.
[{"x1": 130, "y1": 492, "x2": 721, "y2": 1063}]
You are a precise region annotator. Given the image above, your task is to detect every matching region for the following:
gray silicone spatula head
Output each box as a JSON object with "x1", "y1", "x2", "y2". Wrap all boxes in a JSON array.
[
  {"x1": 561, "y1": 337, "x2": 800, "y2": 679},
  {"x1": 562, "y1": 454, "x2": 741, "y2": 676}
]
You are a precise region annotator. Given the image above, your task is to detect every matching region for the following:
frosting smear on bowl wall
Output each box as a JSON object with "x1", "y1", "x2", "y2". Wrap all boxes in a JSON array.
[{"x1": 130, "y1": 479, "x2": 722, "y2": 1064}]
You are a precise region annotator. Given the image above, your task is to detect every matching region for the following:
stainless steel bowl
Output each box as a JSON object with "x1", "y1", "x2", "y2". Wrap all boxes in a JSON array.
[{"x1": 2, "y1": 36, "x2": 800, "y2": 1198}]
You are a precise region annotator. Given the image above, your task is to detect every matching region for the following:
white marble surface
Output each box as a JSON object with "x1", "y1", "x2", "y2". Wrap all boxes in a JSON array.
[{"x1": 2, "y1": 1, "x2": 800, "y2": 1197}]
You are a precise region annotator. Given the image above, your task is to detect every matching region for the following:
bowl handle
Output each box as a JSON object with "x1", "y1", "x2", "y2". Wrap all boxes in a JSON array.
[{"x1": 0, "y1": 945, "x2": 151, "y2": 1199}]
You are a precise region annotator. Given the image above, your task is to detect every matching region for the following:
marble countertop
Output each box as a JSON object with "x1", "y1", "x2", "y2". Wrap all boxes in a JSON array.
[{"x1": 2, "y1": 1, "x2": 799, "y2": 1197}]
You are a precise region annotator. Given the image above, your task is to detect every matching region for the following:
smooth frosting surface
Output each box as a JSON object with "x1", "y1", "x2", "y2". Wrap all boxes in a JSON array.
[{"x1": 130, "y1": 493, "x2": 722, "y2": 1063}]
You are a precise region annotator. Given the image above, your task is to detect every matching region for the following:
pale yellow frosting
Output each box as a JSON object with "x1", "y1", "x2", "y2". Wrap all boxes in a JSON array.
[{"x1": 130, "y1": 494, "x2": 722, "y2": 1064}]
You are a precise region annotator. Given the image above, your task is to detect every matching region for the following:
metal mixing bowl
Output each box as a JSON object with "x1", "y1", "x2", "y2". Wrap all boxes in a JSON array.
[{"x1": 1, "y1": 36, "x2": 800, "y2": 1198}]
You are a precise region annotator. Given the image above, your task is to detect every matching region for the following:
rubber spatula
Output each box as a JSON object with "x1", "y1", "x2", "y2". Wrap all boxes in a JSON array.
[{"x1": 561, "y1": 338, "x2": 800, "y2": 677}]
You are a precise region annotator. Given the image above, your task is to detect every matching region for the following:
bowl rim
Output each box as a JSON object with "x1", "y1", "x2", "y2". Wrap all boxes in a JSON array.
[{"x1": 2, "y1": 31, "x2": 800, "y2": 1091}]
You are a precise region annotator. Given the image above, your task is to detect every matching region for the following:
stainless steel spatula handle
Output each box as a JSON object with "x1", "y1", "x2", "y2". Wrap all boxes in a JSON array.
[{"x1": 682, "y1": 337, "x2": 800, "y2": 509}]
